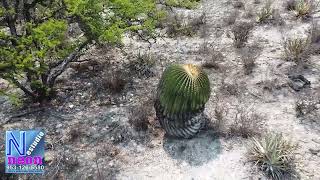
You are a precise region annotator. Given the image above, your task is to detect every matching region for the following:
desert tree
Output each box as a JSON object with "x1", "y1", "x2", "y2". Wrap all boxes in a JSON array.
[{"x1": 0, "y1": 0, "x2": 164, "y2": 103}]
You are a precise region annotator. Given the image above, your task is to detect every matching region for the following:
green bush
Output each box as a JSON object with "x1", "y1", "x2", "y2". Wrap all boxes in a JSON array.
[
  {"x1": 0, "y1": 0, "x2": 164, "y2": 103},
  {"x1": 165, "y1": 0, "x2": 200, "y2": 9}
]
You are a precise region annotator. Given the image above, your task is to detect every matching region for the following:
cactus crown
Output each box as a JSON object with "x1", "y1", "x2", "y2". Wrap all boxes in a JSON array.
[{"x1": 158, "y1": 64, "x2": 210, "y2": 117}]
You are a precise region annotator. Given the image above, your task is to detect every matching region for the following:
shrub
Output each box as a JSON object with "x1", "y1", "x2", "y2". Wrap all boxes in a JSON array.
[
  {"x1": 104, "y1": 71, "x2": 127, "y2": 94},
  {"x1": 285, "y1": 0, "x2": 297, "y2": 11},
  {"x1": 0, "y1": 0, "x2": 163, "y2": 104},
  {"x1": 208, "y1": 101, "x2": 229, "y2": 136},
  {"x1": 295, "y1": 92, "x2": 320, "y2": 119},
  {"x1": 309, "y1": 22, "x2": 320, "y2": 53},
  {"x1": 129, "y1": 100, "x2": 154, "y2": 131},
  {"x1": 166, "y1": 13, "x2": 205, "y2": 37},
  {"x1": 231, "y1": 22, "x2": 254, "y2": 48},
  {"x1": 244, "y1": 5, "x2": 255, "y2": 19},
  {"x1": 128, "y1": 52, "x2": 156, "y2": 78},
  {"x1": 165, "y1": 0, "x2": 200, "y2": 9},
  {"x1": 233, "y1": 1, "x2": 244, "y2": 9},
  {"x1": 224, "y1": 10, "x2": 239, "y2": 26},
  {"x1": 248, "y1": 133, "x2": 298, "y2": 180},
  {"x1": 310, "y1": 22, "x2": 320, "y2": 43},
  {"x1": 257, "y1": 1, "x2": 274, "y2": 23},
  {"x1": 201, "y1": 52, "x2": 223, "y2": 70},
  {"x1": 200, "y1": 45, "x2": 225, "y2": 70},
  {"x1": 283, "y1": 37, "x2": 311, "y2": 63},
  {"x1": 241, "y1": 53, "x2": 256, "y2": 75},
  {"x1": 229, "y1": 106, "x2": 265, "y2": 138},
  {"x1": 219, "y1": 79, "x2": 246, "y2": 97},
  {"x1": 271, "y1": 10, "x2": 285, "y2": 26},
  {"x1": 254, "y1": 0, "x2": 261, "y2": 4}
]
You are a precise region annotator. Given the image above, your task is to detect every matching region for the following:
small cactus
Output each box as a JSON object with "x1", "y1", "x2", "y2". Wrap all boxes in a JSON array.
[{"x1": 155, "y1": 64, "x2": 210, "y2": 138}]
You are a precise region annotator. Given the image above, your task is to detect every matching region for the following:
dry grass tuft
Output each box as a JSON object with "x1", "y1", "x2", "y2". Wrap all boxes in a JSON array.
[
  {"x1": 224, "y1": 10, "x2": 239, "y2": 26},
  {"x1": 128, "y1": 100, "x2": 154, "y2": 131},
  {"x1": 254, "y1": 0, "x2": 261, "y2": 4},
  {"x1": 311, "y1": 22, "x2": 320, "y2": 43},
  {"x1": 241, "y1": 52, "x2": 257, "y2": 75},
  {"x1": 104, "y1": 71, "x2": 127, "y2": 94},
  {"x1": 220, "y1": 79, "x2": 246, "y2": 96},
  {"x1": 295, "y1": 92, "x2": 320, "y2": 121},
  {"x1": 208, "y1": 98, "x2": 265, "y2": 138},
  {"x1": 248, "y1": 133, "x2": 298, "y2": 180},
  {"x1": 231, "y1": 22, "x2": 254, "y2": 48},
  {"x1": 285, "y1": 0, "x2": 297, "y2": 11},
  {"x1": 207, "y1": 101, "x2": 229, "y2": 136},
  {"x1": 229, "y1": 106, "x2": 265, "y2": 138},
  {"x1": 283, "y1": 37, "x2": 311, "y2": 64},
  {"x1": 166, "y1": 13, "x2": 205, "y2": 37},
  {"x1": 128, "y1": 52, "x2": 156, "y2": 78},
  {"x1": 201, "y1": 52, "x2": 224, "y2": 70},
  {"x1": 199, "y1": 42, "x2": 225, "y2": 70},
  {"x1": 233, "y1": 0, "x2": 244, "y2": 9},
  {"x1": 309, "y1": 22, "x2": 320, "y2": 53}
]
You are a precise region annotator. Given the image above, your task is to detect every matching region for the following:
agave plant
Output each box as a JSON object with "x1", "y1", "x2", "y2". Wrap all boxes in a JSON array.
[
  {"x1": 256, "y1": 0, "x2": 273, "y2": 23},
  {"x1": 293, "y1": 0, "x2": 320, "y2": 18},
  {"x1": 155, "y1": 64, "x2": 210, "y2": 138},
  {"x1": 248, "y1": 133, "x2": 298, "y2": 180}
]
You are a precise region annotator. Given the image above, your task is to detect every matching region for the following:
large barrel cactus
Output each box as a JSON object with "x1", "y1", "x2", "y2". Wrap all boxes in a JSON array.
[{"x1": 154, "y1": 64, "x2": 210, "y2": 138}]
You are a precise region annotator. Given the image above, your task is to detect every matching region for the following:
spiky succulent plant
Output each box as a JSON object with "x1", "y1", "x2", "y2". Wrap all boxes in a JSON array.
[
  {"x1": 248, "y1": 133, "x2": 298, "y2": 180},
  {"x1": 157, "y1": 64, "x2": 210, "y2": 119}
]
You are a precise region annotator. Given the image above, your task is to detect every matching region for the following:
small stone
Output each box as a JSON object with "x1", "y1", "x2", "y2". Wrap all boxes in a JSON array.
[
  {"x1": 56, "y1": 124, "x2": 63, "y2": 128},
  {"x1": 45, "y1": 151, "x2": 55, "y2": 164},
  {"x1": 312, "y1": 138, "x2": 320, "y2": 144},
  {"x1": 288, "y1": 75, "x2": 311, "y2": 91},
  {"x1": 309, "y1": 148, "x2": 320, "y2": 155},
  {"x1": 69, "y1": 104, "x2": 74, "y2": 108},
  {"x1": 109, "y1": 161, "x2": 114, "y2": 167},
  {"x1": 147, "y1": 142, "x2": 156, "y2": 148}
]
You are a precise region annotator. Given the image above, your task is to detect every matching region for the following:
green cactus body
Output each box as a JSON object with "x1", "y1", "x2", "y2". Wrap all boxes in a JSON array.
[
  {"x1": 155, "y1": 64, "x2": 210, "y2": 138},
  {"x1": 158, "y1": 64, "x2": 210, "y2": 118}
]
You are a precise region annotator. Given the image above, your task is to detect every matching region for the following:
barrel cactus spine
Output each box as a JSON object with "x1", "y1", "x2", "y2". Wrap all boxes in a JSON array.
[{"x1": 155, "y1": 64, "x2": 210, "y2": 138}]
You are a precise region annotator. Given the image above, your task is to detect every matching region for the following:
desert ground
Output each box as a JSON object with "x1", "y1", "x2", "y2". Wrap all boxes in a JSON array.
[{"x1": 1, "y1": 0, "x2": 320, "y2": 179}]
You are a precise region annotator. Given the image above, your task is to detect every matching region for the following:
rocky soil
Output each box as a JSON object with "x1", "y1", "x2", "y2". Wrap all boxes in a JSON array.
[{"x1": 1, "y1": 0, "x2": 320, "y2": 179}]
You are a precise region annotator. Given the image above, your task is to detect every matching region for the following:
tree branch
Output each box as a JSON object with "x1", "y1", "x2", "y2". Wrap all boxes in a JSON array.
[
  {"x1": 23, "y1": 0, "x2": 33, "y2": 23},
  {"x1": 2, "y1": 0, "x2": 18, "y2": 45},
  {"x1": 24, "y1": 0, "x2": 55, "y2": 24},
  {"x1": 6, "y1": 76, "x2": 37, "y2": 99},
  {"x1": 47, "y1": 40, "x2": 90, "y2": 87}
]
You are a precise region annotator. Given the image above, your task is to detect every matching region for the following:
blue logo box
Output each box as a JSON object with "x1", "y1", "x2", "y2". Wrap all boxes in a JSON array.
[{"x1": 5, "y1": 130, "x2": 45, "y2": 173}]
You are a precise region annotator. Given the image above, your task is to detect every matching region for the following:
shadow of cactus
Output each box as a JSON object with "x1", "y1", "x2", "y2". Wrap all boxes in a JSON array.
[{"x1": 163, "y1": 131, "x2": 222, "y2": 166}]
